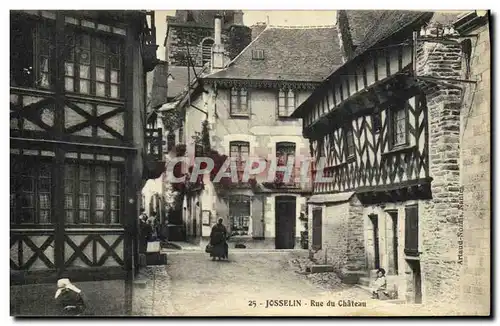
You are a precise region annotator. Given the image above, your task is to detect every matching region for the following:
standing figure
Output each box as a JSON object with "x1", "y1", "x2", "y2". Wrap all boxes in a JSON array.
[
  {"x1": 139, "y1": 209, "x2": 152, "y2": 253},
  {"x1": 209, "y1": 218, "x2": 229, "y2": 261},
  {"x1": 54, "y1": 278, "x2": 87, "y2": 316}
]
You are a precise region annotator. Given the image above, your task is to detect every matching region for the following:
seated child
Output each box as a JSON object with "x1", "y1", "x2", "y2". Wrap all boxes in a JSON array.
[
  {"x1": 371, "y1": 268, "x2": 388, "y2": 299},
  {"x1": 54, "y1": 278, "x2": 86, "y2": 316}
]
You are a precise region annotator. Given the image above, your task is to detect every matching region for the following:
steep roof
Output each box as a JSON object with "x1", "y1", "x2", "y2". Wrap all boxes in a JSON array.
[
  {"x1": 204, "y1": 25, "x2": 343, "y2": 83},
  {"x1": 292, "y1": 11, "x2": 435, "y2": 118},
  {"x1": 167, "y1": 66, "x2": 203, "y2": 99},
  {"x1": 352, "y1": 10, "x2": 432, "y2": 57},
  {"x1": 344, "y1": 10, "x2": 386, "y2": 46}
]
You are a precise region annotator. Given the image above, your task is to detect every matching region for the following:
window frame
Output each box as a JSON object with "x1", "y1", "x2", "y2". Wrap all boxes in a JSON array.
[
  {"x1": 277, "y1": 89, "x2": 297, "y2": 118},
  {"x1": 228, "y1": 195, "x2": 251, "y2": 236},
  {"x1": 64, "y1": 160, "x2": 124, "y2": 226},
  {"x1": 251, "y1": 49, "x2": 264, "y2": 60},
  {"x1": 389, "y1": 101, "x2": 410, "y2": 150},
  {"x1": 10, "y1": 155, "x2": 55, "y2": 226},
  {"x1": 229, "y1": 87, "x2": 249, "y2": 117},
  {"x1": 344, "y1": 125, "x2": 355, "y2": 161},
  {"x1": 229, "y1": 141, "x2": 250, "y2": 166},
  {"x1": 10, "y1": 14, "x2": 56, "y2": 90},
  {"x1": 10, "y1": 13, "x2": 126, "y2": 100},
  {"x1": 201, "y1": 38, "x2": 214, "y2": 66},
  {"x1": 64, "y1": 25, "x2": 125, "y2": 100}
]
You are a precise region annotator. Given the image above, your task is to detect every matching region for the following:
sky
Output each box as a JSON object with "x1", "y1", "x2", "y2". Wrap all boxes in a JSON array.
[{"x1": 154, "y1": 10, "x2": 337, "y2": 60}]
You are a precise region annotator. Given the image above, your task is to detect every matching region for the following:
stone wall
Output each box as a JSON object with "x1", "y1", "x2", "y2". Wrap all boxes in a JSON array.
[
  {"x1": 167, "y1": 25, "x2": 251, "y2": 67},
  {"x1": 308, "y1": 195, "x2": 366, "y2": 273},
  {"x1": 346, "y1": 195, "x2": 365, "y2": 270},
  {"x1": 417, "y1": 30, "x2": 464, "y2": 305},
  {"x1": 459, "y1": 21, "x2": 490, "y2": 315}
]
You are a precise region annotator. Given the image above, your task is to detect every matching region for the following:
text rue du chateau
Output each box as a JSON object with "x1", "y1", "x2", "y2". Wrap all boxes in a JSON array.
[{"x1": 263, "y1": 299, "x2": 367, "y2": 308}]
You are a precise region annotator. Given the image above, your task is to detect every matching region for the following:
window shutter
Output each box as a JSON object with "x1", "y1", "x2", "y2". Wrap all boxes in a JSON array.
[{"x1": 404, "y1": 205, "x2": 419, "y2": 256}]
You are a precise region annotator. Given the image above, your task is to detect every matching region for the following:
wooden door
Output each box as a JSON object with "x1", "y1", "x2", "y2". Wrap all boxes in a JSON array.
[
  {"x1": 312, "y1": 207, "x2": 322, "y2": 250},
  {"x1": 275, "y1": 196, "x2": 296, "y2": 249},
  {"x1": 252, "y1": 196, "x2": 265, "y2": 239}
]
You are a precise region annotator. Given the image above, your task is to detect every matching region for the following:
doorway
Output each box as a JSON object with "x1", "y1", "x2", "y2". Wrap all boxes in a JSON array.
[
  {"x1": 275, "y1": 196, "x2": 296, "y2": 249},
  {"x1": 369, "y1": 214, "x2": 380, "y2": 269},
  {"x1": 407, "y1": 260, "x2": 422, "y2": 303}
]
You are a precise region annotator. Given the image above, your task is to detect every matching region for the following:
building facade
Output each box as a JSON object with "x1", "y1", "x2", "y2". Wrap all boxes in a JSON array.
[
  {"x1": 10, "y1": 10, "x2": 162, "y2": 284},
  {"x1": 292, "y1": 10, "x2": 490, "y2": 313},
  {"x1": 173, "y1": 18, "x2": 345, "y2": 249}
]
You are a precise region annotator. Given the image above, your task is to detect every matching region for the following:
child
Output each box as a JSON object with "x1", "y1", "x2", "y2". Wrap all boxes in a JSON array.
[
  {"x1": 371, "y1": 268, "x2": 388, "y2": 299},
  {"x1": 54, "y1": 278, "x2": 86, "y2": 316}
]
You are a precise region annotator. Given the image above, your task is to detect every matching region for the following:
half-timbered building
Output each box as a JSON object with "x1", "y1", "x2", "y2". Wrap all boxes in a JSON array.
[
  {"x1": 292, "y1": 10, "x2": 490, "y2": 311},
  {"x1": 10, "y1": 10, "x2": 162, "y2": 285}
]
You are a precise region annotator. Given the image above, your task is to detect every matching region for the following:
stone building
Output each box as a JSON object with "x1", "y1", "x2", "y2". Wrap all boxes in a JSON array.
[
  {"x1": 164, "y1": 10, "x2": 251, "y2": 67},
  {"x1": 291, "y1": 10, "x2": 490, "y2": 313},
  {"x1": 171, "y1": 17, "x2": 344, "y2": 249}
]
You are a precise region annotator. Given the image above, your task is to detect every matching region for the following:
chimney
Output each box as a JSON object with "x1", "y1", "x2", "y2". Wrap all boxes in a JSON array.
[
  {"x1": 212, "y1": 14, "x2": 228, "y2": 71},
  {"x1": 251, "y1": 22, "x2": 267, "y2": 40},
  {"x1": 233, "y1": 10, "x2": 244, "y2": 25}
]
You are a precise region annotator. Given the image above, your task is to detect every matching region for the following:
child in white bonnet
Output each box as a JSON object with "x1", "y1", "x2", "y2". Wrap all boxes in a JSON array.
[{"x1": 54, "y1": 278, "x2": 86, "y2": 316}]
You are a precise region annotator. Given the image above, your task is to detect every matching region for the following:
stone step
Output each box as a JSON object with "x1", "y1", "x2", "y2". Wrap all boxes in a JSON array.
[
  {"x1": 146, "y1": 252, "x2": 167, "y2": 266},
  {"x1": 359, "y1": 277, "x2": 371, "y2": 287},
  {"x1": 308, "y1": 265, "x2": 334, "y2": 273}
]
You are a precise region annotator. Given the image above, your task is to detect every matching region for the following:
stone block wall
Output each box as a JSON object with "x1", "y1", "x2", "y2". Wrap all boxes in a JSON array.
[
  {"x1": 308, "y1": 195, "x2": 366, "y2": 273},
  {"x1": 167, "y1": 25, "x2": 251, "y2": 67},
  {"x1": 417, "y1": 33, "x2": 463, "y2": 305},
  {"x1": 459, "y1": 22, "x2": 490, "y2": 315}
]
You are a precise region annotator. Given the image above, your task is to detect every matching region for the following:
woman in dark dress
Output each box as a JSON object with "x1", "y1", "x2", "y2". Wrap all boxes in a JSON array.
[{"x1": 209, "y1": 218, "x2": 228, "y2": 260}]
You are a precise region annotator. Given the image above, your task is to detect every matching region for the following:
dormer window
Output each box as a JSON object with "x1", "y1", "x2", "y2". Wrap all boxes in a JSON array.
[{"x1": 252, "y1": 49, "x2": 264, "y2": 60}]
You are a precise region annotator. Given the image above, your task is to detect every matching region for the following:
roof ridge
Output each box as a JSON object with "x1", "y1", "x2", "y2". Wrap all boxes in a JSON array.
[{"x1": 267, "y1": 24, "x2": 336, "y2": 29}]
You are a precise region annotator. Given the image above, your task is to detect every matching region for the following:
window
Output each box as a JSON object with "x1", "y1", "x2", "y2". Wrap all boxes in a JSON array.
[
  {"x1": 10, "y1": 15, "x2": 55, "y2": 89},
  {"x1": 252, "y1": 49, "x2": 264, "y2": 60},
  {"x1": 230, "y1": 87, "x2": 248, "y2": 116},
  {"x1": 373, "y1": 110, "x2": 382, "y2": 133},
  {"x1": 345, "y1": 127, "x2": 355, "y2": 159},
  {"x1": 10, "y1": 157, "x2": 53, "y2": 225},
  {"x1": 201, "y1": 39, "x2": 214, "y2": 65},
  {"x1": 229, "y1": 195, "x2": 251, "y2": 236},
  {"x1": 276, "y1": 142, "x2": 295, "y2": 165},
  {"x1": 276, "y1": 142, "x2": 296, "y2": 184},
  {"x1": 230, "y1": 141, "x2": 249, "y2": 170},
  {"x1": 391, "y1": 104, "x2": 408, "y2": 148},
  {"x1": 64, "y1": 164, "x2": 122, "y2": 225},
  {"x1": 277, "y1": 89, "x2": 296, "y2": 118},
  {"x1": 64, "y1": 29, "x2": 123, "y2": 98}
]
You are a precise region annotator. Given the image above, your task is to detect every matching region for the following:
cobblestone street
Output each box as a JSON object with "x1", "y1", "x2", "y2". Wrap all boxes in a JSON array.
[{"x1": 155, "y1": 250, "x2": 394, "y2": 316}]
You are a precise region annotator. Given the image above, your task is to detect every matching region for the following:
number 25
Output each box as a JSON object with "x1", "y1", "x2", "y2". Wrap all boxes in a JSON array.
[{"x1": 248, "y1": 300, "x2": 256, "y2": 307}]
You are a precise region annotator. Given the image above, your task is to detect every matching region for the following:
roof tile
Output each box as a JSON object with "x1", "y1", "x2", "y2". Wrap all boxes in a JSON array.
[{"x1": 205, "y1": 26, "x2": 343, "y2": 82}]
